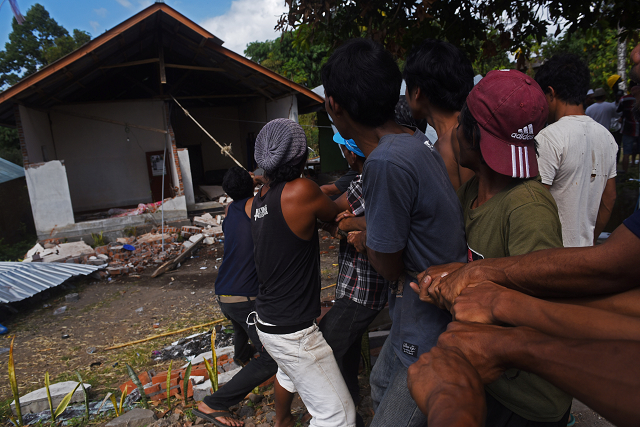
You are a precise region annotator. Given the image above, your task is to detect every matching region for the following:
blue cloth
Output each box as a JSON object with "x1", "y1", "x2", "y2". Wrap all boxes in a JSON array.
[
  {"x1": 214, "y1": 198, "x2": 260, "y2": 297},
  {"x1": 0, "y1": 324, "x2": 6, "y2": 334},
  {"x1": 623, "y1": 209, "x2": 640, "y2": 239},
  {"x1": 333, "y1": 132, "x2": 365, "y2": 158},
  {"x1": 363, "y1": 131, "x2": 467, "y2": 367}
]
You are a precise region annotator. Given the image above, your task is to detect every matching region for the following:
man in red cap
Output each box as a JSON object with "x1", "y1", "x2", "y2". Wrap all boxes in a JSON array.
[{"x1": 415, "y1": 69, "x2": 572, "y2": 426}]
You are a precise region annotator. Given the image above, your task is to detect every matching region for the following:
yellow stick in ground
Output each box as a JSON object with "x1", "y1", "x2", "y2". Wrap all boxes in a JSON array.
[
  {"x1": 105, "y1": 319, "x2": 226, "y2": 350},
  {"x1": 321, "y1": 283, "x2": 337, "y2": 291}
]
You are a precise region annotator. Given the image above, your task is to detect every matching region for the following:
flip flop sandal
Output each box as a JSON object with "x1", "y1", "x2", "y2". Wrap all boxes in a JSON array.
[
  {"x1": 567, "y1": 414, "x2": 576, "y2": 427},
  {"x1": 192, "y1": 409, "x2": 243, "y2": 427}
]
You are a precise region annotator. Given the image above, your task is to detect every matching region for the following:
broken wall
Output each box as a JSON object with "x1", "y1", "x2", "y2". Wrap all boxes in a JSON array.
[
  {"x1": 18, "y1": 106, "x2": 56, "y2": 163},
  {"x1": 47, "y1": 100, "x2": 169, "y2": 212},
  {"x1": 266, "y1": 95, "x2": 298, "y2": 123}
]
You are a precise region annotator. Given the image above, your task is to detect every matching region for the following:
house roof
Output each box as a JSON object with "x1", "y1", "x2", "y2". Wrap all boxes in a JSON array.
[
  {"x1": 0, "y1": 157, "x2": 24, "y2": 184},
  {"x1": 0, "y1": 3, "x2": 324, "y2": 126}
]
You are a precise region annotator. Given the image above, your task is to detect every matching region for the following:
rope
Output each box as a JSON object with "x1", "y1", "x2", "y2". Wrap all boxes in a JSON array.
[{"x1": 171, "y1": 95, "x2": 246, "y2": 170}]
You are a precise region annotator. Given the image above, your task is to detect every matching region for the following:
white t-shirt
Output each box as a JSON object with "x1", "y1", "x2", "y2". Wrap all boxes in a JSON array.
[
  {"x1": 585, "y1": 101, "x2": 620, "y2": 130},
  {"x1": 536, "y1": 115, "x2": 618, "y2": 247}
]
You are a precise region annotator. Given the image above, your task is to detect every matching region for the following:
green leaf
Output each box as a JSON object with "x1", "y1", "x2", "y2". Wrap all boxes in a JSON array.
[
  {"x1": 53, "y1": 383, "x2": 80, "y2": 418},
  {"x1": 183, "y1": 362, "x2": 192, "y2": 406},
  {"x1": 45, "y1": 372, "x2": 54, "y2": 422},
  {"x1": 76, "y1": 371, "x2": 90, "y2": 422},
  {"x1": 166, "y1": 360, "x2": 173, "y2": 410},
  {"x1": 109, "y1": 394, "x2": 120, "y2": 417},
  {"x1": 119, "y1": 386, "x2": 128, "y2": 415},
  {"x1": 125, "y1": 364, "x2": 149, "y2": 409},
  {"x1": 203, "y1": 358, "x2": 217, "y2": 394},
  {"x1": 8, "y1": 336, "x2": 23, "y2": 426}
]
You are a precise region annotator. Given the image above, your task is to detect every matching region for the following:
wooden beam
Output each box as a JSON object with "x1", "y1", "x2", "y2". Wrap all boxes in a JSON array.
[
  {"x1": 164, "y1": 63, "x2": 224, "y2": 72},
  {"x1": 53, "y1": 108, "x2": 167, "y2": 134},
  {"x1": 99, "y1": 58, "x2": 159, "y2": 70},
  {"x1": 172, "y1": 94, "x2": 259, "y2": 100},
  {"x1": 158, "y1": 40, "x2": 167, "y2": 85}
]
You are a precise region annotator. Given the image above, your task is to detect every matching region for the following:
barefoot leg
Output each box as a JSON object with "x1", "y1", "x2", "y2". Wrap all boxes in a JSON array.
[{"x1": 274, "y1": 377, "x2": 296, "y2": 427}]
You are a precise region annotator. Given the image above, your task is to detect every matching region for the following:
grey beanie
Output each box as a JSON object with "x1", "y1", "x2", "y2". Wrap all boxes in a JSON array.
[{"x1": 255, "y1": 118, "x2": 307, "y2": 173}]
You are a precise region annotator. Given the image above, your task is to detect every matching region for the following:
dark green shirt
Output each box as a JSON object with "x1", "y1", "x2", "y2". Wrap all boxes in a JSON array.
[{"x1": 458, "y1": 177, "x2": 572, "y2": 422}]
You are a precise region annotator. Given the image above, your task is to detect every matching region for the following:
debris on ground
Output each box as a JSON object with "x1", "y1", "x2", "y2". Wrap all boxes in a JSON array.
[{"x1": 150, "y1": 330, "x2": 234, "y2": 362}]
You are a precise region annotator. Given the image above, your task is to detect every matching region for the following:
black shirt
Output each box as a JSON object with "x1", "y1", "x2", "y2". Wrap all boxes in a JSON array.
[{"x1": 251, "y1": 181, "x2": 321, "y2": 325}]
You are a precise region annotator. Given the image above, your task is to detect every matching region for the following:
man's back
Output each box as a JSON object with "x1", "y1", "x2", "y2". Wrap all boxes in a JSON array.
[
  {"x1": 364, "y1": 131, "x2": 467, "y2": 366},
  {"x1": 537, "y1": 115, "x2": 618, "y2": 247},
  {"x1": 585, "y1": 101, "x2": 619, "y2": 129}
]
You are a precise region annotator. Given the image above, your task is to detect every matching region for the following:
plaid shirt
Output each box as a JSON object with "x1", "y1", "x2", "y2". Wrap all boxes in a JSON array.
[{"x1": 336, "y1": 175, "x2": 389, "y2": 310}]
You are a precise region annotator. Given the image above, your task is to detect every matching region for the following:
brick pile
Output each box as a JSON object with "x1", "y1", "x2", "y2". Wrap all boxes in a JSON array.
[{"x1": 118, "y1": 353, "x2": 257, "y2": 402}]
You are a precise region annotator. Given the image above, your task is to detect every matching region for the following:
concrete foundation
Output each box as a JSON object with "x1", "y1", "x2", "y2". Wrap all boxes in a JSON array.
[{"x1": 11, "y1": 381, "x2": 91, "y2": 415}]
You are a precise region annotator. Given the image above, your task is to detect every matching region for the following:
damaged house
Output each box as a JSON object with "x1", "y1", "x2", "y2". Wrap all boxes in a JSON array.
[{"x1": 0, "y1": 3, "x2": 323, "y2": 242}]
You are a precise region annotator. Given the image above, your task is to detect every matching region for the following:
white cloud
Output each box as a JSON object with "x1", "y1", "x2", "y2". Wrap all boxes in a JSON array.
[
  {"x1": 138, "y1": 0, "x2": 152, "y2": 7},
  {"x1": 90, "y1": 21, "x2": 100, "y2": 32},
  {"x1": 199, "y1": 0, "x2": 287, "y2": 55},
  {"x1": 94, "y1": 7, "x2": 107, "y2": 18},
  {"x1": 115, "y1": 0, "x2": 133, "y2": 8}
]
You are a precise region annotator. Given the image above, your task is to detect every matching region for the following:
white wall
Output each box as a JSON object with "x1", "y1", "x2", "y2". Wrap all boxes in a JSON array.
[
  {"x1": 49, "y1": 100, "x2": 168, "y2": 212},
  {"x1": 24, "y1": 161, "x2": 75, "y2": 234},
  {"x1": 177, "y1": 148, "x2": 195, "y2": 209},
  {"x1": 266, "y1": 95, "x2": 298, "y2": 123},
  {"x1": 19, "y1": 106, "x2": 56, "y2": 163}
]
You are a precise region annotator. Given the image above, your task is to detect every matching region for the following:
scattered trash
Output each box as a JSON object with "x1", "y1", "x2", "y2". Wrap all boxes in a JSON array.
[
  {"x1": 0, "y1": 347, "x2": 9, "y2": 354},
  {"x1": 191, "y1": 292, "x2": 195, "y2": 295},
  {"x1": 113, "y1": 362, "x2": 118, "y2": 367},
  {"x1": 123, "y1": 244, "x2": 135, "y2": 251},
  {"x1": 200, "y1": 266, "x2": 207, "y2": 270},
  {"x1": 153, "y1": 323, "x2": 160, "y2": 328},
  {"x1": 53, "y1": 306, "x2": 67, "y2": 315},
  {"x1": 152, "y1": 330, "x2": 234, "y2": 361},
  {"x1": 90, "y1": 361, "x2": 101, "y2": 367},
  {"x1": 86, "y1": 347, "x2": 96, "y2": 354},
  {"x1": 43, "y1": 304, "x2": 51, "y2": 308},
  {"x1": 135, "y1": 307, "x2": 144, "y2": 315},
  {"x1": 61, "y1": 334, "x2": 70, "y2": 339}
]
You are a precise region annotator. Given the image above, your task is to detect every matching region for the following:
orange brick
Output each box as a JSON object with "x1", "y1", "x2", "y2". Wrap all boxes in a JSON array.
[
  {"x1": 151, "y1": 371, "x2": 181, "y2": 384},
  {"x1": 160, "y1": 378, "x2": 180, "y2": 390},
  {"x1": 144, "y1": 384, "x2": 161, "y2": 395}
]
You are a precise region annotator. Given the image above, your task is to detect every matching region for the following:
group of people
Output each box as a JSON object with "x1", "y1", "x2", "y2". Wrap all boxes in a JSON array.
[{"x1": 190, "y1": 38, "x2": 640, "y2": 427}]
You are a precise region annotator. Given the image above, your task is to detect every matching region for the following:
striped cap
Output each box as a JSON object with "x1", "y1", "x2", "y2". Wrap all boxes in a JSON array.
[{"x1": 467, "y1": 69, "x2": 548, "y2": 178}]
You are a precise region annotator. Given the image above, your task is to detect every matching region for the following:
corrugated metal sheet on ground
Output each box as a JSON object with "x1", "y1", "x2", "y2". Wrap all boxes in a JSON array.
[
  {"x1": 0, "y1": 262, "x2": 102, "y2": 303},
  {"x1": 0, "y1": 157, "x2": 24, "y2": 184}
]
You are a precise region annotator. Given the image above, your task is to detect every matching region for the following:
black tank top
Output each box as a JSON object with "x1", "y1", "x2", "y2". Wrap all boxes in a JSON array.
[{"x1": 251, "y1": 181, "x2": 321, "y2": 326}]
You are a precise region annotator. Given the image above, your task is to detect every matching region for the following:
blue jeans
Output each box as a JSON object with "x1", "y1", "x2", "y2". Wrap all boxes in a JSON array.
[
  {"x1": 202, "y1": 300, "x2": 278, "y2": 411},
  {"x1": 370, "y1": 337, "x2": 427, "y2": 427}
]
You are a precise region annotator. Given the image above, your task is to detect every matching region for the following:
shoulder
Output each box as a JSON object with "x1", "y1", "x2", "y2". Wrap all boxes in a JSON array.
[
  {"x1": 283, "y1": 177, "x2": 321, "y2": 198},
  {"x1": 505, "y1": 180, "x2": 558, "y2": 211}
]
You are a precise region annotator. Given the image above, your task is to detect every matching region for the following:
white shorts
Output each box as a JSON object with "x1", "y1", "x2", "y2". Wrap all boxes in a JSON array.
[{"x1": 256, "y1": 319, "x2": 356, "y2": 427}]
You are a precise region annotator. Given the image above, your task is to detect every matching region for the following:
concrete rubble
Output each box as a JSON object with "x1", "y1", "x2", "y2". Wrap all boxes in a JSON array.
[
  {"x1": 21, "y1": 213, "x2": 226, "y2": 279},
  {"x1": 11, "y1": 381, "x2": 91, "y2": 415}
]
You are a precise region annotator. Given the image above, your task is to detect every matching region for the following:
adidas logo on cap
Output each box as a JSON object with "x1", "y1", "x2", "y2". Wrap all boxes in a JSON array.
[{"x1": 511, "y1": 124, "x2": 535, "y2": 140}]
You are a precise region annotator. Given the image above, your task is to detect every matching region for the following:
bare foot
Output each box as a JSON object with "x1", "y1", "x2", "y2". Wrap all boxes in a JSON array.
[{"x1": 196, "y1": 402, "x2": 244, "y2": 427}]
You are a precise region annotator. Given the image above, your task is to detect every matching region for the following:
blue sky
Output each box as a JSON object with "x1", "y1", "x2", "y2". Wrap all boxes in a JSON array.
[{"x1": 0, "y1": 0, "x2": 287, "y2": 55}]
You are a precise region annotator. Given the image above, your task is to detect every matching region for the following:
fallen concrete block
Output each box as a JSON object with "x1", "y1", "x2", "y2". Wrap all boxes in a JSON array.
[
  {"x1": 11, "y1": 381, "x2": 91, "y2": 415},
  {"x1": 65, "y1": 293, "x2": 79, "y2": 302},
  {"x1": 184, "y1": 346, "x2": 234, "y2": 367},
  {"x1": 105, "y1": 408, "x2": 157, "y2": 427}
]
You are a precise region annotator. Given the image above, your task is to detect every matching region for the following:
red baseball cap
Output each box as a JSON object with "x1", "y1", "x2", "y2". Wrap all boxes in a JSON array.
[{"x1": 466, "y1": 69, "x2": 548, "y2": 178}]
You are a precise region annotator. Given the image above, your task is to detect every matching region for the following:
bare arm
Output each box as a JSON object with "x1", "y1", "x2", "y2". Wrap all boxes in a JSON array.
[
  {"x1": 334, "y1": 192, "x2": 350, "y2": 212},
  {"x1": 438, "y1": 322, "x2": 640, "y2": 427},
  {"x1": 451, "y1": 282, "x2": 640, "y2": 340},
  {"x1": 320, "y1": 183, "x2": 341, "y2": 197},
  {"x1": 549, "y1": 287, "x2": 640, "y2": 318},
  {"x1": 407, "y1": 347, "x2": 486, "y2": 427},
  {"x1": 413, "y1": 222, "x2": 640, "y2": 309},
  {"x1": 593, "y1": 177, "x2": 616, "y2": 244},
  {"x1": 338, "y1": 216, "x2": 366, "y2": 232}
]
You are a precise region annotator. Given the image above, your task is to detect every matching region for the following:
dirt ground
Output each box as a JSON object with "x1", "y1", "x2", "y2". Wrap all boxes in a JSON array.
[{"x1": 0, "y1": 231, "x2": 348, "y2": 424}]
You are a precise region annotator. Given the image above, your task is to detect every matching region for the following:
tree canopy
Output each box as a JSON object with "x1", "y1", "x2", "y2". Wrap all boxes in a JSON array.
[
  {"x1": 276, "y1": 0, "x2": 640, "y2": 60},
  {"x1": 245, "y1": 31, "x2": 330, "y2": 88},
  {"x1": 0, "y1": 3, "x2": 91, "y2": 89}
]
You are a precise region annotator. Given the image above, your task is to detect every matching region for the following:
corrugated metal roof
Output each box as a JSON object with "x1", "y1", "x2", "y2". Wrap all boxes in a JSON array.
[
  {"x1": 0, "y1": 262, "x2": 103, "y2": 303},
  {"x1": 0, "y1": 157, "x2": 24, "y2": 184}
]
